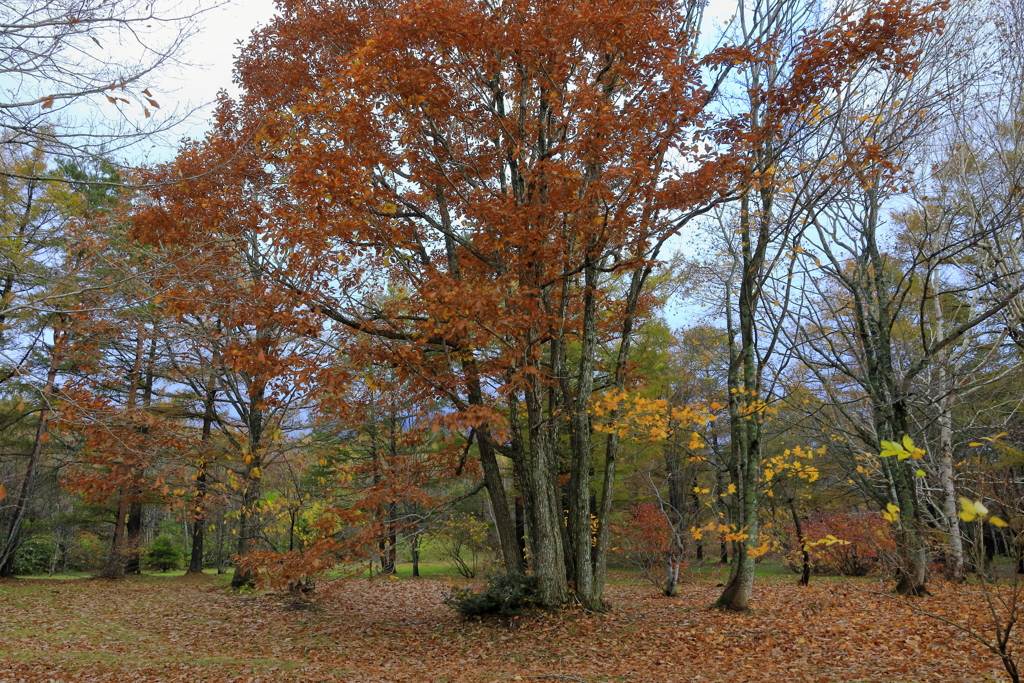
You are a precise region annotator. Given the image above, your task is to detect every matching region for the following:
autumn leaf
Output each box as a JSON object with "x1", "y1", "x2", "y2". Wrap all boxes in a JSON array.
[
  {"x1": 958, "y1": 497, "x2": 988, "y2": 522},
  {"x1": 882, "y1": 502, "x2": 900, "y2": 523}
]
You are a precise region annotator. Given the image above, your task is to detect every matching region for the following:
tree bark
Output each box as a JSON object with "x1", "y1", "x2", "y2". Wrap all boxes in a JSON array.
[
  {"x1": 231, "y1": 387, "x2": 264, "y2": 589},
  {"x1": 715, "y1": 189, "x2": 765, "y2": 612},
  {"x1": 937, "y1": 392, "x2": 965, "y2": 582},
  {"x1": 124, "y1": 501, "x2": 143, "y2": 574},
  {"x1": 188, "y1": 376, "x2": 217, "y2": 574},
  {"x1": 0, "y1": 327, "x2": 62, "y2": 576}
]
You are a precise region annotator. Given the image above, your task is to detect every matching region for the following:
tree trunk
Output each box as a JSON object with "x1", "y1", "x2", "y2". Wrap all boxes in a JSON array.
[
  {"x1": 188, "y1": 484, "x2": 206, "y2": 574},
  {"x1": 410, "y1": 530, "x2": 421, "y2": 577},
  {"x1": 937, "y1": 386, "x2": 965, "y2": 582},
  {"x1": 0, "y1": 328, "x2": 61, "y2": 576},
  {"x1": 231, "y1": 470, "x2": 261, "y2": 588},
  {"x1": 565, "y1": 262, "x2": 598, "y2": 609},
  {"x1": 523, "y1": 380, "x2": 569, "y2": 608},
  {"x1": 715, "y1": 185, "x2": 767, "y2": 612},
  {"x1": 515, "y1": 495, "x2": 527, "y2": 566},
  {"x1": 788, "y1": 494, "x2": 810, "y2": 586},
  {"x1": 231, "y1": 392, "x2": 264, "y2": 589},
  {"x1": 103, "y1": 491, "x2": 129, "y2": 578},
  {"x1": 124, "y1": 501, "x2": 143, "y2": 574}
]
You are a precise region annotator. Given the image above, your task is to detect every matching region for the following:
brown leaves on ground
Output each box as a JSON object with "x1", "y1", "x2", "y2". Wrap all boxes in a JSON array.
[{"x1": 0, "y1": 573, "x2": 1010, "y2": 682}]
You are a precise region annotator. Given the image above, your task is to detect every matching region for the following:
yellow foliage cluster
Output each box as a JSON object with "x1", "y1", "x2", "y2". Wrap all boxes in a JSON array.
[
  {"x1": 802, "y1": 534, "x2": 850, "y2": 551},
  {"x1": 591, "y1": 389, "x2": 718, "y2": 443},
  {"x1": 691, "y1": 521, "x2": 749, "y2": 543},
  {"x1": 763, "y1": 446, "x2": 822, "y2": 484}
]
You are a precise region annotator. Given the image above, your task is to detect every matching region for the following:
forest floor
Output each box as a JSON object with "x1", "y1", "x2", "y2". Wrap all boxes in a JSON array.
[{"x1": 0, "y1": 570, "x2": 1013, "y2": 682}]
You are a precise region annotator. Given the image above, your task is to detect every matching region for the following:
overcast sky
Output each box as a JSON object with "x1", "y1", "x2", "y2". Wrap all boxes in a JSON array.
[{"x1": 144, "y1": 0, "x2": 278, "y2": 156}]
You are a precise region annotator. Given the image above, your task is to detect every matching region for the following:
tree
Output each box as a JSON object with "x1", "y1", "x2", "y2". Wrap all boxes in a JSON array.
[
  {"x1": 136, "y1": 0, "x2": 944, "y2": 611},
  {"x1": 145, "y1": 534, "x2": 183, "y2": 571},
  {"x1": 785, "y1": 0, "x2": 1024, "y2": 594}
]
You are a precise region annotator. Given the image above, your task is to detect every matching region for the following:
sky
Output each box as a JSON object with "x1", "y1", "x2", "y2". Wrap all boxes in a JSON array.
[{"x1": 143, "y1": 0, "x2": 278, "y2": 153}]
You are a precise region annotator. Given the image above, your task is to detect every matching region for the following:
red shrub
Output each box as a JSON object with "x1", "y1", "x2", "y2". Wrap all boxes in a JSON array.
[{"x1": 787, "y1": 511, "x2": 896, "y2": 576}]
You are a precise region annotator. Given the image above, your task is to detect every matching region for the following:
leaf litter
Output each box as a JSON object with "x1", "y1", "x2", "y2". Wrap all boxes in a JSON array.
[{"x1": 0, "y1": 573, "x2": 1012, "y2": 682}]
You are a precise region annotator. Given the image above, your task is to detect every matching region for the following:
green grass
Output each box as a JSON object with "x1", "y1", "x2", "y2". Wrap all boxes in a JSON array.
[{"x1": 12, "y1": 567, "x2": 225, "y2": 580}]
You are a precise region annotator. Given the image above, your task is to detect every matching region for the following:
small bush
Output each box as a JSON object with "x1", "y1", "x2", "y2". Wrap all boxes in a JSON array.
[
  {"x1": 785, "y1": 511, "x2": 896, "y2": 577},
  {"x1": 432, "y1": 513, "x2": 493, "y2": 578},
  {"x1": 145, "y1": 535, "x2": 184, "y2": 572},
  {"x1": 444, "y1": 573, "x2": 540, "y2": 618},
  {"x1": 12, "y1": 536, "x2": 56, "y2": 575}
]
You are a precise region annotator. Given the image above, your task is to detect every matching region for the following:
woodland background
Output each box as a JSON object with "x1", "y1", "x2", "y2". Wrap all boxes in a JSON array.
[{"x1": 3, "y1": 0, "x2": 1024, "y2": 677}]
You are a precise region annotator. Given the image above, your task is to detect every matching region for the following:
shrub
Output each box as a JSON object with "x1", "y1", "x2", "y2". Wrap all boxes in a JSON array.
[
  {"x1": 145, "y1": 535, "x2": 184, "y2": 572},
  {"x1": 786, "y1": 511, "x2": 896, "y2": 576},
  {"x1": 11, "y1": 536, "x2": 56, "y2": 575},
  {"x1": 432, "y1": 512, "x2": 493, "y2": 578},
  {"x1": 444, "y1": 573, "x2": 540, "y2": 617}
]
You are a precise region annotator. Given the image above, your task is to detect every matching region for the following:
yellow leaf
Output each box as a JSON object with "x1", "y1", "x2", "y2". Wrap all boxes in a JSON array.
[
  {"x1": 958, "y1": 496, "x2": 979, "y2": 521},
  {"x1": 990, "y1": 516, "x2": 1009, "y2": 528},
  {"x1": 879, "y1": 440, "x2": 901, "y2": 458},
  {"x1": 969, "y1": 442, "x2": 982, "y2": 447},
  {"x1": 882, "y1": 502, "x2": 900, "y2": 523},
  {"x1": 915, "y1": 469, "x2": 926, "y2": 478},
  {"x1": 727, "y1": 484, "x2": 737, "y2": 495},
  {"x1": 902, "y1": 435, "x2": 914, "y2": 451}
]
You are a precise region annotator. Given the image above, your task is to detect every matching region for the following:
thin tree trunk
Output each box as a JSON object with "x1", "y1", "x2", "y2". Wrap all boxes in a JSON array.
[
  {"x1": 125, "y1": 336, "x2": 159, "y2": 575},
  {"x1": 188, "y1": 470, "x2": 207, "y2": 574},
  {"x1": 937, "y1": 393, "x2": 965, "y2": 582},
  {"x1": 715, "y1": 186, "x2": 766, "y2": 612},
  {"x1": 189, "y1": 357, "x2": 219, "y2": 573},
  {"x1": 108, "y1": 328, "x2": 145, "y2": 578},
  {"x1": 515, "y1": 495, "x2": 527, "y2": 566},
  {"x1": 0, "y1": 328, "x2": 62, "y2": 576},
  {"x1": 788, "y1": 494, "x2": 810, "y2": 586}
]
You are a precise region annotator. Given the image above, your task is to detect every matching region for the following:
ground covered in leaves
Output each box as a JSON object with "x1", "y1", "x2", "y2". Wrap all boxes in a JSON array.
[{"x1": 0, "y1": 571, "x2": 1011, "y2": 682}]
